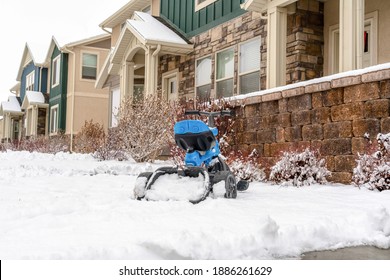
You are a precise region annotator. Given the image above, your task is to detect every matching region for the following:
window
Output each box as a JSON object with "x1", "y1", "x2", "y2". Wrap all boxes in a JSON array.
[
  {"x1": 195, "y1": 56, "x2": 212, "y2": 100},
  {"x1": 50, "y1": 105, "x2": 59, "y2": 134},
  {"x1": 195, "y1": 0, "x2": 217, "y2": 12},
  {"x1": 82, "y1": 53, "x2": 98, "y2": 80},
  {"x1": 25, "y1": 71, "x2": 35, "y2": 91},
  {"x1": 162, "y1": 70, "x2": 178, "y2": 102},
  {"x1": 216, "y1": 48, "x2": 234, "y2": 98},
  {"x1": 239, "y1": 38, "x2": 261, "y2": 94},
  {"x1": 52, "y1": 55, "x2": 61, "y2": 87}
]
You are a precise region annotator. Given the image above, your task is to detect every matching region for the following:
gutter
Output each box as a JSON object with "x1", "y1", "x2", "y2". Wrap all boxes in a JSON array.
[{"x1": 62, "y1": 45, "x2": 76, "y2": 153}]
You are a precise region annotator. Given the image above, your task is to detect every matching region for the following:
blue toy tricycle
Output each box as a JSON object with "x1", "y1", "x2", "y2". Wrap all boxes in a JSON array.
[{"x1": 134, "y1": 110, "x2": 249, "y2": 203}]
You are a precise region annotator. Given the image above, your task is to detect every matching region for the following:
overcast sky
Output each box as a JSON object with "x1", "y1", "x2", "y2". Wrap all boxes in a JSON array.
[{"x1": 0, "y1": 0, "x2": 130, "y2": 102}]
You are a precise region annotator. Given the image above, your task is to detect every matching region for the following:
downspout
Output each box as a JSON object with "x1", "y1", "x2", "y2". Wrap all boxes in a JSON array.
[
  {"x1": 62, "y1": 46, "x2": 76, "y2": 153},
  {"x1": 152, "y1": 44, "x2": 161, "y2": 95}
]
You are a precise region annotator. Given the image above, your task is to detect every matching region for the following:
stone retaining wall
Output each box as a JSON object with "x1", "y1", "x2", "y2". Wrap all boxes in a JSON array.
[{"x1": 232, "y1": 67, "x2": 390, "y2": 184}]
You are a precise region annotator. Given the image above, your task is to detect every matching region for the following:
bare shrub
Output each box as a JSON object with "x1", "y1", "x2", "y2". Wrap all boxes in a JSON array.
[
  {"x1": 1, "y1": 133, "x2": 69, "y2": 153},
  {"x1": 269, "y1": 148, "x2": 330, "y2": 186},
  {"x1": 74, "y1": 120, "x2": 105, "y2": 154},
  {"x1": 353, "y1": 133, "x2": 390, "y2": 191},
  {"x1": 226, "y1": 149, "x2": 266, "y2": 182},
  {"x1": 114, "y1": 94, "x2": 175, "y2": 162}
]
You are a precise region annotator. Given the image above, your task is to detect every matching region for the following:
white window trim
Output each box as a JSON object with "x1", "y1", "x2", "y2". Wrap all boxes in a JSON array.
[
  {"x1": 195, "y1": 0, "x2": 217, "y2": 12},
  {"x1": 215, "y1": 47, "x2": 235, "y2": 97},
  {"x1": 162, "y1": 69, "x2": 179, "y2": 101},
  {"x1": 52, "y1": 55, "x2": 61, "y2": 88},
  {"x1": 26, "y1": 71, "x2": 35, "y2": 91},
  {"x1": 238, "y1": 37, "x2": 261, "y2": 94},
  {"x1": 50, "y1": 105, "x2": 59, "y2": 135},
  {"x1": 195, "y1": 55, "x2": 212, "y2": 88},
  {"x1": 80, "y1": 51, "x2": 99, "y2": 82},
  {"x1": 329, "y1": 11, "x2": 378, "y2": 74}
]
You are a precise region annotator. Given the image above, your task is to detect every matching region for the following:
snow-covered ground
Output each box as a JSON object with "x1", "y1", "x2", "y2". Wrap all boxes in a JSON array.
[{"x1": 0, "y1": 151, "x2": 389, "y2": 260}]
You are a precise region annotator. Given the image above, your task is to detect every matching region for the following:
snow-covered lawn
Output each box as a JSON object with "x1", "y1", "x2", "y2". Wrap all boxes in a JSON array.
[{"x1": 0, "y1": 151, "x2": 389, "y2": 259}]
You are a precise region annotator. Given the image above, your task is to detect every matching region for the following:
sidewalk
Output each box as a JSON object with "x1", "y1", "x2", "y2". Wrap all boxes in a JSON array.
[{"x1": 301, "y1": 246, "x2": 390, "y2": 260}]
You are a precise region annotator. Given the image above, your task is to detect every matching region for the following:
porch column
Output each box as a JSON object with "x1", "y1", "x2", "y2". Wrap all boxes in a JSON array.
[
  {"x1": 5, "y1": 113, "x2": 11, "y2": 140},
  {"x1": 339, "y1": 0, "x2": 365, "y2": 71},
  {"x1": 144, "y1": 47, "x2": 159, "y2": 95},
  {"x1": 128, "y1": 62, "x2": 135, "y2": 99},
  {"x1": 32, "y1": 106, "x2": 38, "y2": 136},
  {"x1": 266, "y1": 6, "x2": 287, "y2": 88}
]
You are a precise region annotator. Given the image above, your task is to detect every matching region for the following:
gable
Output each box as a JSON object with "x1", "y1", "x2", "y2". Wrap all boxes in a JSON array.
[{"x1": 160, "y1": 0, "x2": 247, "y2": 37}]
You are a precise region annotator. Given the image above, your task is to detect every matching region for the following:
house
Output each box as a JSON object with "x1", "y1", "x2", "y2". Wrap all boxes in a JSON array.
[
  {"x1": 0, "y1": 94, "x2": 23, "y2": 142},
  {"x1": 45, "y1": 35, "x2": 111, "y2": 142},
  {"x1": 96, "y1": 0, "x2": 390, "y2": 104},
  {"x1": 15, "y1": 43, "x2": 50, "y2": 139}
]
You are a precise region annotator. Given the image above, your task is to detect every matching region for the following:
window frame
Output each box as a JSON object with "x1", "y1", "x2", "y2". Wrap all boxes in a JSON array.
[
  {"x1": 195, "y1": 0, "x2": 217, "y2": 12},
  {"x1": 81, "y1": 52, "x2": 99, "y2": 81},
  {"x1": 215, "y1": 47, "x2": 235, "y2": 98},
  {"x1": 50, "y1": 104, "x2": 59, "y2": 134},
  {"x1": 52, "y1": 55, "x2": 61, "y2": 88},
  {"x1": 162, "y1": 69, "x2": 179, "y2": 102},
  {"x1": 25, "y1": 71, "x2": 35, "y2": 92},
  {"x1": 195, "y1": 55, "x2": 212, "y2": 100},
  {"x1": 238, "y1": 37, "x2": 261, "y2": 95}
]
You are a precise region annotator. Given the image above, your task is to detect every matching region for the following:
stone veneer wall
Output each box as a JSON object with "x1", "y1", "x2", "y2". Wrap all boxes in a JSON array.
[
  {"x1": 158, "y1": 11, "x2": 267, "y2": 99},
  {"x1": 286, "y1": 0, "x2": 324, "y2": 84},
  {"x1": 232, "y1": 67, "x2": 390, "y2": 184}
]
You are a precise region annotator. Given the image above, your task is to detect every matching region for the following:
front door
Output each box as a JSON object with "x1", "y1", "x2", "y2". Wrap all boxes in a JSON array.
[{"x1": 167, "y1": 76, "x2": 177, "y2": 102}]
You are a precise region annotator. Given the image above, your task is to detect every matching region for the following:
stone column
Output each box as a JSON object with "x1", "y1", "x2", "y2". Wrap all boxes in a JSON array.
[
  {"x1": 267, "y1": 6, "x2": 287, "y2": 88},
  {"x1": 339, "y1": 0, "x2": 364, "y2": 71}
]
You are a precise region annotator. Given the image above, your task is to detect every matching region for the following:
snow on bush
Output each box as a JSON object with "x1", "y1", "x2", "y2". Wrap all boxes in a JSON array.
[
  {"x1": 226, "y1": 149, "x2": 266, "y2": 182},
  {"x1": 353, "y1": 133, "x2": 390, "y2": 191},
  {"x1": 0, "y1": 134, "x2": 69, "y2": 153},
  {"x1": 269, "y1": 148, "x2": 330, "y2": 186}
]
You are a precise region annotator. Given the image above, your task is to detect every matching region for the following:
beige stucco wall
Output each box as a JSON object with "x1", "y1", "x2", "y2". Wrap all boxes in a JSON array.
[
  {"x1": 111, "y1": 25, "x2": 121, "y2": 48},
  {"x1": 66, "y1": 44, "x2": 110, "y2": 134},
  {"x1": 0, "y1": 118, "x2": 3, "y2": 140},
  {"x1": 324, "y1": 0, "x2": 390, "y2": 75}
]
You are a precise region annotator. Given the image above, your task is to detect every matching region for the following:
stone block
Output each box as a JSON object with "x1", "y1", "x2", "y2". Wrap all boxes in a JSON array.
[
  {"x1": 331, "y1": 102, "x2": 364, "y2": 122},
  {"x1": 276, "y1": 127, "x2": 285, "y2": 142},
  {"x1": 320, "y1": 138, "x2": 352, "y2": 155},
  {"x1": 278, "y1": 113, "x2": 291, "y2": 127},
  {"x1": 257, "y1": 128, "x2": 276, "y2": 143},
  {"x1": 379, "y1": 80, "x2": 390, "y2": 98},
  {"x1": 243, "y1": 132, "x2": 257, "y2": 144},
  {"x1": 330, "y1": 172, "x2": 352, "y2": 184},
  {"x1": 352, "y1": 137, "x2": 370, "y2": 155},
  {"x1": 381, "y1": 117, "x2": 390, "y2": 133},
  {"x1": 323, "y1": 88, "x2": 343, "y2": 107},
  {"x1": 287, "y1": 93, "x2": 312, "y2": 112},
  {"x1": 291, "y1": 110, "x2": 312, "y2": 126},
  {"x1": 259, "y1": 100, "x2": 279, "y2": 116},
  {"x1": 325, "y1": 156, "x2": 335, "y2": 172},
  {"x1": 331, "y1": 75, "x2": 361, "y2": 88},
  {"x1": 279, "y1": 98, "x2": 288, "y2": 113},
  {"x1": 285, "y1": 126, "x2": 302, "y2": 142},
  {"x1": 262, "y1": 92, "x2": 282, "y2": 102},
  {"x1": 302, "y1": 124, "x2": 323, "y2": 141},
  {"x1": 312, "y1": 107, "x2": 331, "y2": 124},
  {"x1": 246, "y1": 117, "x2": 260, "y2": 131},
  {"x1": 244, "y1": 95, "x2": 262, "y2": 105},
  {"x1": 312, "y1": 92, "x2": 323, "y2": 108},
  {"x1": 361, "y1": 69, "x2": 390, "y2": 83},
  {"x1": 344, "y1": 82, "x2": 380, "y2": 103},
  {"x1": 245, "y1": 104, "x2": 258, "y2": 118},
  {"x1": 363, "y1": 99, "x2": 390, "y2": 119},
  {"x1": 305, "y1": 81, "x2": 331, "y2": 94},
  {"x1": 352, "y1": 119, "x2": 380, "y2": 137},
  {"x1": 334, "y1": 155, "x2": 357, "y2": 172},
  {"x1": 264, "y1": 143, "x2": 271, "y2": 157},
  {"x1": 323, "y1": 121, "x2": 352, "y2": 139},
  {"x1": 282, "y1": 87, "x2": 305, "y2": 98}
]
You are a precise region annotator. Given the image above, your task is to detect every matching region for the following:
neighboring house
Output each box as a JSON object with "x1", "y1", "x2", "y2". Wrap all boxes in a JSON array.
[
  {"x1": 97, "y1": 0, "x2": 390, "y2": 110},
  {"x1": 45, "y1": 35, "x2": 111, "y2": 140},
  {"x1": 15, "y1": 43, "x2": 50, "y2": 139},
  {"x1": 0, "y1": 95, "x2": 23, "y2": 142}
]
